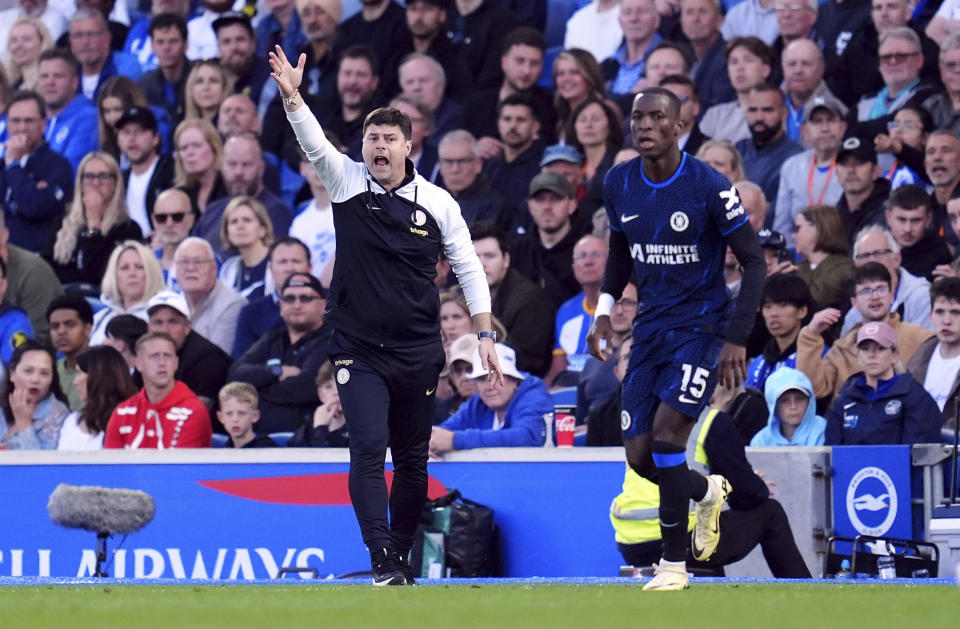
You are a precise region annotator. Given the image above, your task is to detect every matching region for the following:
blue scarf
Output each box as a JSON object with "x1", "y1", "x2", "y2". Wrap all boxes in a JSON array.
[{"x1": 868, "y1": 79, "x2": 919, "y2": 120}]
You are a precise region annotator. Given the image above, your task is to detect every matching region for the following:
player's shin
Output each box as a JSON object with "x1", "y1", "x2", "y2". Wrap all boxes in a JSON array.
[{"x1": 651, "y1": 440, "x2": 691, "y2": 563}]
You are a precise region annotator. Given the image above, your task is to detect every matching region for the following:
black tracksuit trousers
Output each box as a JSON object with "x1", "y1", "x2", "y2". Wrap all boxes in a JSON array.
[{"x1": 329, "y1": 330, "x2": 446, "y2": 557}]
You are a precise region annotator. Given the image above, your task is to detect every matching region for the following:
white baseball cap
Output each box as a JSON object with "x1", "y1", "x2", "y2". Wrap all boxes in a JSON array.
[
  {"x1": 147, "y1": 290, "x2": 190, "y2": 320},
  {"x1": 466, "y1": 342, "x2": 525, "y2": 381}
]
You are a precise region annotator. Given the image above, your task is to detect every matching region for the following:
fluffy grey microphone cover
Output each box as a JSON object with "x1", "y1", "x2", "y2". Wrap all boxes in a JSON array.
[{"x1": 47, "y1": 483, "x2": 156, "y2": 535}]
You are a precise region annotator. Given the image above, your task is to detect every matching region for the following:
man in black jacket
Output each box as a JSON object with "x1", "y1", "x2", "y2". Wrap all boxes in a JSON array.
[
  {"x1": 228, "y1": 272, "x2": 331, "y2": 433},
  {"x1": 471, "y1": 221, "x2": 553, "y2": 376},
  {"x1": 117, "y1": 106, "x2": 174, "y2": 237}
]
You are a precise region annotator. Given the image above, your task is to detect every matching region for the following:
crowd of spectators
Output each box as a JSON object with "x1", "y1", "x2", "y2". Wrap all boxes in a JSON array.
[{"x1": 0, "y1": 0, "x2": 959, "y2": 452}]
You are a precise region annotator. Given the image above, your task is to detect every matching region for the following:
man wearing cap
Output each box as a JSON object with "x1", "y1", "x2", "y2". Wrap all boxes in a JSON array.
[
  {"x1": 68, "y1": 8, "x2": 142, "y2": 100},
  {"x1": 471, "y1": 221, "x2": 553, "y2": 377},
  {"x1": 430, "y1": 342, "x2": 550, "y2": 454},
  {"x1": 173, "y1": 237, "x2": 247, "y2": 355},
  {"x1": 797, "y1": 262, "x2": 933, "y2": 399},
  {"x1": 272, "y1": 48, "x2": 501, "y2": 586},
  {"x1": 435, "y1": 333, "x2": 481, "y2": 423},
  {"x1": 825, "y1": 320, "x2": 941, "y2": 445},
  {"x1": 117, "y1": 106, "x2": 174, "y2": 237},
  {"x1": 461, "y1": 27, "x2": 556, "y2": 157},
  {"x1": 509, "y1": 171, "x2": 585, "y2": 311},
  {"x1": 228, "y1": 272, "x2": 331, "y2": 433},
  {"x1": 437, "y1": 130, "x2": 506, "y2": 227},
  {"x1": 735, "y1": 84, "x2": 803, "y2": 218},
  {"x1": 146, "y1": 290, "x2": 232, "y2": 414},
  {"x1": 774, "y1": 94, "x2": 846, "y2": 245},
  {"x1": 539, "y1": 143, "x2": 595, "y2": 234},
  {"x1": 104, "y1": 331, "x2": 213, "y2": 449},
  {"x1": 835, "y1": 134, "x2": 890, "y2": 247}
]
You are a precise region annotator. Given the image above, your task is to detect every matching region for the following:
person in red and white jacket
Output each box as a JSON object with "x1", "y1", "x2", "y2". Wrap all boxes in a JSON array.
[{"x1": 104, "y1": 331, "x2": 212, "y2": 449}]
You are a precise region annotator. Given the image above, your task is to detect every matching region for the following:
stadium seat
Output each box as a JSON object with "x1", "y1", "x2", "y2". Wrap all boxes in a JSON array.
[
  {"x1": 542, "y1": 0, "x2": 588, "y2": 49},
  {"x1": 211, "y1": 433, "x2": 229, "y2": 448},
  {"x1": 270, "y1": 431, "x2": 295, "y2": 447}
]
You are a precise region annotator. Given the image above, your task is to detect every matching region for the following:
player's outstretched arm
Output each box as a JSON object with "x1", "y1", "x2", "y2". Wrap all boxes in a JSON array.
[{"x1": 589, "y1": 229, "x2": 632, "y2": 362}]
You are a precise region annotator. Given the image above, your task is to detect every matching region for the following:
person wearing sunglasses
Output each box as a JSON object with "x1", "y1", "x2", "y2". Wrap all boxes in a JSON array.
[
  {"x1": 151, "y1": 188, "x2": 196, "y2": 281},
  {"x1": 47, "y1": 151, "x2": 143, "y2": 288},
  {"x1": 227, "y1": 272, "x2": 332, "y2": 434}
]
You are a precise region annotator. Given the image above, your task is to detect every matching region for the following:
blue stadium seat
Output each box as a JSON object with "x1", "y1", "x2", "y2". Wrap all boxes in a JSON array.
[
  {"x1": 543, "y1": 0, "x2": 589, "y2": 48},
  {"x1": 211, "y1": 433, "x2": 229, "y2": 448},
  {"x1": 550, "y1": 386, "x2": 577, "y2": 408},
  {"x1": 270, "y1": 431, "x2": 295, "y2": 447}
]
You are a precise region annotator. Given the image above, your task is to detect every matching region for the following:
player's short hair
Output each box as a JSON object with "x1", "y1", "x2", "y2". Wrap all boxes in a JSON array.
[
  {"x1": 851, "y1": 261, "x2": 892, "y2": 294},
  {"x1": 888, "y1": 184, "x2": 932, "y2": 214},
  {"x1": 363, "y1": 107, "x2": 413, "y2": 142},
  {"x1": 798, "y1": 205, "x2": 848, "y2": 257},
  {"x1": 634, "y1": 86, "x2": 682, "y2": 119},
  {"x1": 470, "y1": 221, "x2": 508, "y2": 254},
  {"x1": 219, "y1": 381, "x2": 258, "y2": 407}
]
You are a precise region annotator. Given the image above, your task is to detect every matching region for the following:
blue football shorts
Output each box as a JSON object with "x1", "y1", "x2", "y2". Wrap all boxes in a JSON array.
[{"x1": 620, "y1": 327, "x2": 723, "y2": 439}]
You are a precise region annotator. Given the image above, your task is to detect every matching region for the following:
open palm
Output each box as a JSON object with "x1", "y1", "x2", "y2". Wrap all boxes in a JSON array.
[{"x1": 268, "y1": 45, "x2": 306, "y2": 99}]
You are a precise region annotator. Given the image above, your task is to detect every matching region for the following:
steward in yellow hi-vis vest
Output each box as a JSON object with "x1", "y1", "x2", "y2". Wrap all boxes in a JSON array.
[{"x1": 610, "y1": 406, "x2": 812, "y2": 577}]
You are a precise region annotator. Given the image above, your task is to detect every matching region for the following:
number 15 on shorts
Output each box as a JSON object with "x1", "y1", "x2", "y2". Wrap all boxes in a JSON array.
[{"x1": 679, "y1": 363, "x2": 710, "y2": 405}]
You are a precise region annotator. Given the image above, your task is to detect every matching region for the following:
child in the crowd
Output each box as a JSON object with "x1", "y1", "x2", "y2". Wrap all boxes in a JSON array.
[
  {"x1": 218, "y1": 382, "x2": 276, "y2": 448},
  {"x1": 288, "y1": 361, "x2": 348, "y2": 447},
  {"x1": 751, "y1": 367, "x2": 826, "y2": 447}
]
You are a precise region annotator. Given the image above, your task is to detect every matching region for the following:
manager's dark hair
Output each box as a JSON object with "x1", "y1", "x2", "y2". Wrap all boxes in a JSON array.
[{"x1": 363, "y1": 107, "x2": 413, "y2": 142}]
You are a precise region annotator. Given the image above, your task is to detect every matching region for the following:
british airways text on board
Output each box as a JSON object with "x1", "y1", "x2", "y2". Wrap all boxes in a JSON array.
[{"x1": 0, "y1": 547, "x2": 326, "y2": 579}]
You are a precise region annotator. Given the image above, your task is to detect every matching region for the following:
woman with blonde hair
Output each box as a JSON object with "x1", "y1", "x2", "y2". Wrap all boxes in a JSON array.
[
  {"x1": 88, "y1": 241, "x2": 165, "y2": 345},
  {"x1": 218, "y1": 195, "x2": 275, "y2": 299},
  {"x1": 5, "y1": 18, "x2": 51, "y2": 90},
  {"x1": 48, "y1": 152, "x2": 143, "y2": 286},
  {"x1": 183, "y1": 60, "x2": 233, "y2": 123},
  {"x1": 173, "y1": 118, "x2": 227, "y2": 215}
]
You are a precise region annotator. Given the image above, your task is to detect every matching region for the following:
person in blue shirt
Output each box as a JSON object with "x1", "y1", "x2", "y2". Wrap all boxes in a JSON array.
[
  {"x1": 826, "y1": 320, "x2": 942, "y2": 445},
  {"x1": 587, "y1": 87, "x2": 765, "y2": 590},
  {"x1": 430, "y1": 342, "x2": 549, "y2": 454},
  {"x1": 751, "y1": 367, "x2": 826, "y2": 446},
  {"x1": 0, "y1": 254, "x2": 33, "y2": 374},
  {"x1": 36, "y1": 48, "x2": 100, "y2": 172}
]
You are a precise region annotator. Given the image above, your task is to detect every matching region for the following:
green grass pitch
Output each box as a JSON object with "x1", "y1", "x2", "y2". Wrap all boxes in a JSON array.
[{"x1": 3, "y1": 583, "x2": 959, "y2": 629}]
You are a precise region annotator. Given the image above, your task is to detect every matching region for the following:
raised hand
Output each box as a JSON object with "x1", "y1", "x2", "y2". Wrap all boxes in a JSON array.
[{"x1": 267, "y1": 44, "x2": 306, "y2": 99}]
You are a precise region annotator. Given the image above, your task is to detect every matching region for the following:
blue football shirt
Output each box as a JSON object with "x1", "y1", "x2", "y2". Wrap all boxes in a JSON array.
[{"x1": 603, "y1": 153, "x2": 749, "y2": 336}]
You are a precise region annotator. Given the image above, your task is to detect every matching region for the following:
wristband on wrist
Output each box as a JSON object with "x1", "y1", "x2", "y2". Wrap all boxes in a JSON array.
[{"x1": 595, "y1": 293, "x2": 615, "y2": 318}]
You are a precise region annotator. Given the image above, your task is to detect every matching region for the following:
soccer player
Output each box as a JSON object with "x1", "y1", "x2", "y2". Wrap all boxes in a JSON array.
[
  {"x1": 268, "y1": 46, "x2": 503, "y2": 586},
  {"x1": 587, "y1": 87, "x2": 765, "y2": 590}
]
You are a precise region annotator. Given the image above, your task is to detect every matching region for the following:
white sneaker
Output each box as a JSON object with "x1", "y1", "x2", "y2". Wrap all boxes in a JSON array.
[
  {"x1": 691, "y1": 474, "x2": 731, "y2": 562},
  {"x1": 642, "y1": 560, "x2": 690, "y2": 591}
]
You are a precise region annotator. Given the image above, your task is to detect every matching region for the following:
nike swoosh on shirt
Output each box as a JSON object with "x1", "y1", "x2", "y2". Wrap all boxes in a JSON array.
[
  {"x1": 426, "y1": 387, "x2": 437, "y2": 396},
  {"x1": 678, "y1": 395, "x2": 699, "y2": 405},
  {"x1": 844, "y1": 402, "x2": 856, "y2": 409},
  {"x1": 622, "y1": 214, "x2": 640, "y2": 223}
]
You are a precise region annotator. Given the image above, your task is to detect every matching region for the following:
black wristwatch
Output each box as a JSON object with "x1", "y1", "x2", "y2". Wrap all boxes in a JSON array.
[{"x1": 477, "y1": 331, "x2": 496, "y2": 342}]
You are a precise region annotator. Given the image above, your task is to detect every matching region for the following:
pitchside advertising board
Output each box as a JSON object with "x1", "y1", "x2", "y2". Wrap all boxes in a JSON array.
[
  {"x1": 0, "y1": 451, "x2": 626, "y2": 579},
  {"x1": 831, "y1": 445, "x2": 913, "y2": 539}
]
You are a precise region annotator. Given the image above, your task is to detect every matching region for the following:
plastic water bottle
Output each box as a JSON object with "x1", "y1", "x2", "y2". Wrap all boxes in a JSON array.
[
  {"x1": 835, "y1": 559, "x2": 851, "y2": 579},
  {"x1": 877, "y1": 555, "x2": 896, "y2": 579}
]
